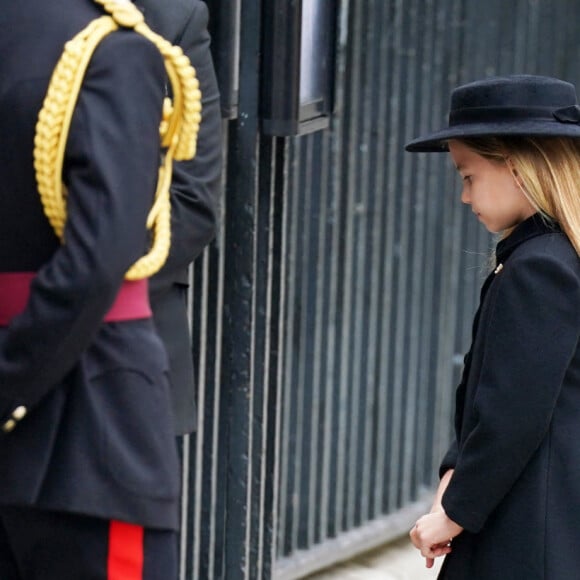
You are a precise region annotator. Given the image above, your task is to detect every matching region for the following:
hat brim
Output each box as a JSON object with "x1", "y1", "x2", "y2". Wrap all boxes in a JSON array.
[{"x1": 405, "y1": 121, "x2": 580, "y2": 152}]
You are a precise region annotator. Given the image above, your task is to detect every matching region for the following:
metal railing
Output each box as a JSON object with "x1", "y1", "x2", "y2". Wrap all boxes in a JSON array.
[{"x1": 178, "y1": 0, "x2": 580, "y2": 578}]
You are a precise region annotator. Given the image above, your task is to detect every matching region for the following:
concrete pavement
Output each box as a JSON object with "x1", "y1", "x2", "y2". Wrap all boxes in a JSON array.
[{"x1": 306, "y1": 536, "x2": 443, "y2": 580}]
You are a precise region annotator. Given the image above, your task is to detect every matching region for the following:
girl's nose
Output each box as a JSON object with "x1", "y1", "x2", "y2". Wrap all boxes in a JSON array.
[{"x1": 460, "y1": 188, "x2": 471, "y2": 204}]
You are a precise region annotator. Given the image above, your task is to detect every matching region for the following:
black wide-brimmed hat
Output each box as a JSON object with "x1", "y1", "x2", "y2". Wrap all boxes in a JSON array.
[{"x1": 405, "y1": 74, "x2": 580, "y2": 152}]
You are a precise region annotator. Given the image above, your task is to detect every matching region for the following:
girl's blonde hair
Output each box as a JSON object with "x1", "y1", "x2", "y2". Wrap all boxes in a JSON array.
[{"x1": 460, "y1": 136, "x2": 580, "y2": 256}]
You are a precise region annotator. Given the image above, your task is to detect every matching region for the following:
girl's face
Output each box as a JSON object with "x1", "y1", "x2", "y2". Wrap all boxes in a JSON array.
[{"x1": 448, "y1": 140, "x2": 536, "y2": 233}]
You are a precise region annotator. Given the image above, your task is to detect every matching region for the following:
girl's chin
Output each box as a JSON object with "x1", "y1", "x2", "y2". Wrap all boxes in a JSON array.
[
  {"x1": 474, "y1": 214, "x2": 490, "y2": 228},
  {"x1": 478, "y1": 218, "x2": 500, "y2": 234}
]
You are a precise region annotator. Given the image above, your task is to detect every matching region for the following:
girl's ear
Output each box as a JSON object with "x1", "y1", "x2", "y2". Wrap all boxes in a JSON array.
[
  {"x1": 506, "y1": 157, "x2": 525, "y2": 190},
  {"x1": 505, "y1": 156, "x2": 517, "y2": 175}
]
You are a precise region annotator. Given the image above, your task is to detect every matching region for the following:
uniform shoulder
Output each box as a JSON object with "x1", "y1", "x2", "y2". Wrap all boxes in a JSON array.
[
  {"x1": 91, "y1": 25, "x2": 165, "y2": 73},
  {"x1": 137, "y1": 0, "x2": 206, "y2": 37}
]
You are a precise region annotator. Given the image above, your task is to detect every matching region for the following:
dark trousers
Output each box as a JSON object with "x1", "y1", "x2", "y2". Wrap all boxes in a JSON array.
[{"x1": 0, "y1": 505, "x2": 177, "y2": 579}]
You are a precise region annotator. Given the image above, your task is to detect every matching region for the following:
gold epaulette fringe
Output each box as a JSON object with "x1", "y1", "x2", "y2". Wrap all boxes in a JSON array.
[{"x1": 33, "y1": 0, "x2": 202, "y2": 280}]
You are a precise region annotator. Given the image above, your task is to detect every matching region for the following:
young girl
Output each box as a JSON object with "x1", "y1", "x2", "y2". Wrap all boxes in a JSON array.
[{"x1": 406, "y1": 75, "x2": 580, "y2": 579}]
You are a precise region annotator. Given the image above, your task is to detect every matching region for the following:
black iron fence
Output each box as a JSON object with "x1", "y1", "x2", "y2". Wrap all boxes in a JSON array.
[{"x1": 178, "y1": 1, "x2": 580, "y2": 578}]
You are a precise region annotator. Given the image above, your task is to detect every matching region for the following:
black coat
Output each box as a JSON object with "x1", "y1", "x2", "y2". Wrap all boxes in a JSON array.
[
  {"x1": 139, "y1": 0, "x2": 222, "y2": 435},
  {"x1": 0, "y1": 0, "x2": 180, "y2": 530},
  {"x1": 439, "y1": 215, "x2": 580, "y2": 579}
]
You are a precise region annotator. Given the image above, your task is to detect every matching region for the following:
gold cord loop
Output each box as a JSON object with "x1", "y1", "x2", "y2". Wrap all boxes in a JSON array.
[{"x1": 33, "y1": 0, "x2": 202, "y2": 280}]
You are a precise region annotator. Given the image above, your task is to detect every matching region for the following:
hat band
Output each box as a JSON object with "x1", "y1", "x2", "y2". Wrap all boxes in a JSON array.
[{"x1": 449, "y1": 106, "x2": 562, "y2": 126}]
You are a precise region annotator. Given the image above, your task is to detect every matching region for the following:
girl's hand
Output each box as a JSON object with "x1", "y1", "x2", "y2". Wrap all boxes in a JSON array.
[
  {"x1": 410, "y1": 510, "x2": 463, "y2": 567},
  {"x1": 412, "y1": 468, "x2": 456, "y2": 567}
]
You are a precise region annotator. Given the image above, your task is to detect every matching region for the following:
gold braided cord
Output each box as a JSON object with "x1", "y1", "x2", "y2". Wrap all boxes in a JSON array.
[
  {"x1": 34, "y1": 16, "x2": 118, "y2": 240},
  {"x1": 33, "y1": 0, "x2": 202, "y2": 280}
]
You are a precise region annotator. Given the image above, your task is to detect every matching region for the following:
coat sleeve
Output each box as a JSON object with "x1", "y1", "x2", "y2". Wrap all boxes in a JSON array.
[
  {"x1": 440, "y1": 351, "x2": 473, "y2": 478},
  {"x1": 439, "y1": 346, "x2": 479, "y2": 478},
  {"x1": 442, "y1": 247, "x2": 580, "y2": 533},
  {"x1": 149, "y1": 0, "x2": 222, "y2": 293},
  {"x1": 440, "y1": 438, "x2": 459, "y2": 478},
  {"x1": 0, "y1": 31, "x2": 165, "y2": 407}
]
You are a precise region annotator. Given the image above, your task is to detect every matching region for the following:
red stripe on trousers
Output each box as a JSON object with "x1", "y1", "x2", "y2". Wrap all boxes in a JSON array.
[{"x1": 107, "y1": 520, "x2": 144, "y2": 580}]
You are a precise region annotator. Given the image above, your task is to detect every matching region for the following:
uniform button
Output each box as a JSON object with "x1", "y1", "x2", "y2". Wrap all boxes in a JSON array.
[
  {"x1": 12, "y1": 406, "x2": 27, "y2": 421},
  {"x1": 2, "y1": 419, "x2": 16, "y2": 433}
]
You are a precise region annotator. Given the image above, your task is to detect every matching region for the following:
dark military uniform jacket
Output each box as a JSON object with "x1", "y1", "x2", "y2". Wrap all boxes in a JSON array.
[
  {"x1": 140, "y1": 0, "x2": 222, "y2": 435},
  {"x1": 0, "y1": 0, "x2": 180, "y2": 530}
]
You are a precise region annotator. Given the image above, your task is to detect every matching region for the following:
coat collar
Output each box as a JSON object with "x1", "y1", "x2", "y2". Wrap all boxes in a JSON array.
[{"x1": 496, "y1": 213, "x2": 561, "y2": 263}]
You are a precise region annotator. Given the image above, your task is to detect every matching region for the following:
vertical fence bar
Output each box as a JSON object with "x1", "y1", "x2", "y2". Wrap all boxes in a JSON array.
[
  {"x1": 346, "y1": 0, "x2": 372, "y2": 530},
  {"x1": 399, "y1": 0, "x2": 429, "y2": 507},
  {"x1": 370, "y1": 0, "x2": 396, "y2": 520},
  {"x1": 203, "y1": 229, "x2": 227, "y2": 580},
  {"x1": 309, "y1": 130, "x2": 332, "y2": 548},
  {"x1": 293, "y1": 135, "x2": 314, "y2": 550},
  {"x1": 268, "y1": 136, "x2": 289, "y2": 577},
  {"x1": 193, "y1": 125, "x2": 229, "y2": 580},
  {"x1": 334, "y1": 0, "x2": 358, "y2": 532},
  {"x1": 318, "y1": 0, "x2": 350, "y2": 545},
  {"x1": 302, "y1": 134, "x2": 322, "y2": 549},
  {"x1": 220, "y1": 0, "x2": 262, "y2": 576},
  {"x1": 248, "y1": 132, "x2": 274, "y2": 580},
  {"x1": 409, "y1": 0, "x2": 438, "y2": 494},
  {"x1": 191, "y1": 249, "x2": 210, "y2": 578},
  {"x1": 276, "y1": 137, "x2": 298, "y2": 558},
  {"x1": 346, "y1": 0, "x2": 367, "y2": 532},
  {"x1": 384, "y1": 0, "x2": 406, "y2": 514},
  {"x1": 363, "y1": 0, "x2": 389, "y2": 523}
]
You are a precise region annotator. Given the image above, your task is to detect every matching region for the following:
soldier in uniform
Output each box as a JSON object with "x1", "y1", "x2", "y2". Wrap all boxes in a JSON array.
[
  {"x1": 138, "y1": 0, "x2": 223, "y2": 436},
  {"x1": 0, "y1": 0, "x2": 196, "y2": 577}
]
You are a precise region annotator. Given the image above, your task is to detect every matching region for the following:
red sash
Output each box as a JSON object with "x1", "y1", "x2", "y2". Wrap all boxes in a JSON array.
[{"x1": 0, "y1": 272, "x2": 151, "y2": 326}]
